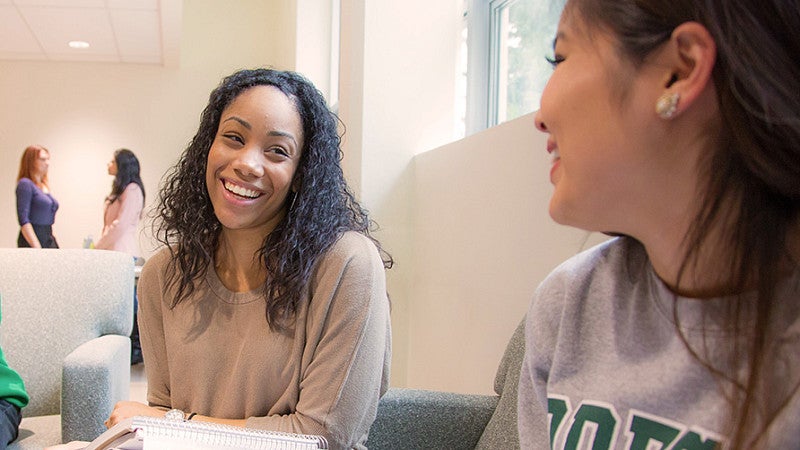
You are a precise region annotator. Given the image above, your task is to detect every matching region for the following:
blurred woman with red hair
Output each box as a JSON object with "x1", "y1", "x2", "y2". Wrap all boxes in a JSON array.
[{"x1": 16, "y1": 145, "x2": 59, "y2": 248}]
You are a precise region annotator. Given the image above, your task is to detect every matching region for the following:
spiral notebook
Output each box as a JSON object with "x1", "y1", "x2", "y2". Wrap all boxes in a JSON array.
[{"x1": 84, "y1": 416, "x2": 329, "y2": 450}]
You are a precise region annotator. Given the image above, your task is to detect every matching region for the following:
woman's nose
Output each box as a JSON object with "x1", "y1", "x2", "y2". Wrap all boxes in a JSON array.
[
  {"x1": 534, "y1": 110, "x2": 548, "y2": 133},
  {"x1": 233, "y1": 148, "x2": 265, "y2": 179}
]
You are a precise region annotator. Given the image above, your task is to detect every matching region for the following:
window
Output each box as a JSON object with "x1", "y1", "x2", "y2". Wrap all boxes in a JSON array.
[{"x1": 458, "y1": 0, "x2": 563, "y2": 137}]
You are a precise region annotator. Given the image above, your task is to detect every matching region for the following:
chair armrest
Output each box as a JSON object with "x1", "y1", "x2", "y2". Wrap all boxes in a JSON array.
[
  {"x1": 61, "y1": 335, "x2": 131, "y2": 442},
  {"x1": 367, "y1": 388, "x2": 498, "y2": 450}
]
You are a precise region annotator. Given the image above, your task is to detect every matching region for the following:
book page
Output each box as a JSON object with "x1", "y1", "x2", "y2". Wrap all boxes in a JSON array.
[{"x1": 82, "y1": 418, "x2": 142, "y2": 450}]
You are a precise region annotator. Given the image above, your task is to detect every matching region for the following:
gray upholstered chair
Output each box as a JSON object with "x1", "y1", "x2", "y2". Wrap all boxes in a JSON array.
[
  {"x1": 367, "y1": 318, "x2": 525, "y2": 449},
  {"x1": 0, "y1": 248, "x2": 134, "y2": 448}
]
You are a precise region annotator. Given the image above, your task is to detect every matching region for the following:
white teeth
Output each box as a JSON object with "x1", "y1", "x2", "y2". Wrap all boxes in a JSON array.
[
  {"x1": 224, "y1": 181, "x2": 260, "y2": 199},
  {"x1": 552, "y1": 149, "x2": 560, "y2": 160}
]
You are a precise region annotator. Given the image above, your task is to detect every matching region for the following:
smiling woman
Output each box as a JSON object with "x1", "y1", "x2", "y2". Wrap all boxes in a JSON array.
[
  {"x1": 205, "y1": 86, "x2": 302, "y2": 242},
  {"x1": 102, "y1": 68, "x2": 393, "y2": 450},
  {"x1": 518, "y1": 0, "x2": 800, "y2": 449}
]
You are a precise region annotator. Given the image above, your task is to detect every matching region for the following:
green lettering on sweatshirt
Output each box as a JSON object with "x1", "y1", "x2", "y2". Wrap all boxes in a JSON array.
[
  {"x1": 548, "y1": 397, "x2": 569, "y2": 444},
  {"x1": 547, "y1": 397, "x2": 723, "y2": 450},
  {"x1": 627, "y1": 415, "x2": 681, "y2": 449},
  {"x1": 563, "y1": 403, "x2": 618, "y2": 449}
]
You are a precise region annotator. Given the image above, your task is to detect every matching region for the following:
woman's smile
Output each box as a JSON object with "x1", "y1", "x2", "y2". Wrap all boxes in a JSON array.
[
  {"x1": 547, "y1": 141, "x2": 561, "y2": 185},
  {"x1": 222, "y1": 178, "x2": 264, "y2": 200}
]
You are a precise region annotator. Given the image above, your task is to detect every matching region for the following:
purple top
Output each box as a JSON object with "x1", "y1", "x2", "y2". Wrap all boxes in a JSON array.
[{"x1": 16, "y1": 178, "x2": 58, "y2": 226}]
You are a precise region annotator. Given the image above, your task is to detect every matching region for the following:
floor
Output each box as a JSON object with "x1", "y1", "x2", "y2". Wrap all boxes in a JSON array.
[{"x1": 130, "y1": 363, "x2": 147, "y2": 403}]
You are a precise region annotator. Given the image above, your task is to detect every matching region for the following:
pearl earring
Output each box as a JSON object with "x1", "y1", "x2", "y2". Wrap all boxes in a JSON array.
[{"x1": 655, "y1": 92, "x2": 680, "y2": 119}]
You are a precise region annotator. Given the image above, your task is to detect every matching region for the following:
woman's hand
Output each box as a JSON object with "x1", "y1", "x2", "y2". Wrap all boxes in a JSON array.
[
  {"x1": 20, "y1": 223, "x2": 41, "y2": 248},
  {"x1": 105, "y1": 400, "x2": 165, "y2": 428}
]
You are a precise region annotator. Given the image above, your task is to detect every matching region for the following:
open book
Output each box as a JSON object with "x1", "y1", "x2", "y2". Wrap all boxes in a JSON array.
[{"x1": 84, "y1": 416, "x2": 329, "y2": 450}]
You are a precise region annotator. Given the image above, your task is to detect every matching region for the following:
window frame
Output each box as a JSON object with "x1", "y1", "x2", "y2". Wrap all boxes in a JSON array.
[
  {"x1": 464, "y1": 0, "x2": 558, "y2": 136},
  {"x1": 487, "y1": 0, "x2": 515, "y2": 128},
  {"x1": 464, "y1": 0, "x2": 490, "y2": 136},
  {"x1": 466, "y1": 0, "x2": 518, "y2": 135}
]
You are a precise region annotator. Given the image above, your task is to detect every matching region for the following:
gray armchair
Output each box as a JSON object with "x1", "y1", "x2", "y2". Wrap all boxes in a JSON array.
[
  {"x1": 367, "y1": 318, "x2": 525, "y2": 449},
  {"x1": 0, "y1": 248, "x2": 134, "y2": 448}
]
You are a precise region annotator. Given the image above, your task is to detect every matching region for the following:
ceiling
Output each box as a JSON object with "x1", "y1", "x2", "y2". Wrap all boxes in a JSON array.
[{"x1": 0, "y1": 0, "x2": 181, "y2": 66}]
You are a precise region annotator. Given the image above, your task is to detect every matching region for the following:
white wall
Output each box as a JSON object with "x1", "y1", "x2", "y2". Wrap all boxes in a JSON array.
[
  {"x1": 409, "y1": 114, "x2": 607, "y2": 393},
  {"x1": 0, "y1": 0, "x2": 295, "y2": 253},
  {"x1": 338, "y1": 0, "x2": 463, "y2": 388},
  {"x1": 294, "y1": 0, "x2": 333, "y2": 101}
]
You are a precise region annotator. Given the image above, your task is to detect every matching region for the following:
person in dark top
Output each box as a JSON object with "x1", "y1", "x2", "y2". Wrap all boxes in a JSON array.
[{"x1": 16, "y1": 145, "x2": 59, "y2": 248}]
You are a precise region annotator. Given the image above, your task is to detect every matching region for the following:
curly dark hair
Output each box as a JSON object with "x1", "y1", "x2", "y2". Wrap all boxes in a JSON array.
[
  {"x1": 107, "y1": 148, "x2": 145, "y2": 206},
  {"x1": 565, "y1": 0, "x2": 800, "y2": 447},
  {"x1": 154, "y1": 68, "x2": 392, "y2": 331}
]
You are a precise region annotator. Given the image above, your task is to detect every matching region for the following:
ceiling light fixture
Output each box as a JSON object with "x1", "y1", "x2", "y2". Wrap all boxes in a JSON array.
[{"x1": 68, "y1": 41, "x2": 90, "y2": 49}]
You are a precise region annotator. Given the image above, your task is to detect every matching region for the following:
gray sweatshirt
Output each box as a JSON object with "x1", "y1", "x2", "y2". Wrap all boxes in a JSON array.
[{"x1": 518, "y1": 237, "x2": 800, "y2": 449}]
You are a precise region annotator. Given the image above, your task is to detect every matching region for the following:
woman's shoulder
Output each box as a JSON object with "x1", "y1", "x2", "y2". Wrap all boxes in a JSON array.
[
  {"x1": 15, "y1": 178, "x2": 38, "y2": 196},
  {"x1": 120, "y1": 183, "x2": 144, "y2": 199},
  {"x1": 529, "y1": 237, "x2": 643, "y2": 328},
  {"x1": 538, "y1": 236, "x2": 646, "y2": 295},
  {"x1": 309, "y1": 232, "x2": 388, "y2": 314},
  {"x1": 123, "y1": 183, "x2": 142, "y2": 193},
  {"x1": 326, "y1": 231, "x2": 381, "y2": 261},
  {"x1": 16, "y1": 178, "x2": 35, "y2": 189},
  {"x1": 332, "y1": 230, "x2": 374, "y2": 249},
  {"x1": 314, "y1": 232, "x2": 384, "y2": 277},
  {"x1": 140, "y1": 247, "x2": 173, "y2": 279}
]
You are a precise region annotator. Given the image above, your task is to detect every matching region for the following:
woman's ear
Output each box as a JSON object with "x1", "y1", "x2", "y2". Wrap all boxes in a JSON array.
[{"x1": 655, "y1": 21, "x2": 717, "y2": 119}]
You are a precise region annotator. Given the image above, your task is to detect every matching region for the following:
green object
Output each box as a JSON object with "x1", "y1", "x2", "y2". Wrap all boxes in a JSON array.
[{"x1": 0, "y1": 294, "x2": 30, "y2": 408}]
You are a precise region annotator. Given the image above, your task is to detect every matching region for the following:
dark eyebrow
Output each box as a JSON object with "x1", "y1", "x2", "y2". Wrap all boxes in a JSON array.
[
  {"x1": 222, "y1": 116, "x2": 251, "y2": 130},
  {"x1": 552, "y1": 30, "x2": 565, "y2": 51},
  {"x1": 269, "y1": 130, "x2": 299, "y2": 148}
]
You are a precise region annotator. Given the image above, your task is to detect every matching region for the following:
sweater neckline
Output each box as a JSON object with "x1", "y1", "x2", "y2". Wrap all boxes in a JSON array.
[
  {"x1": 640, "y1": 242, "x2": 800, "y2": 334},
  {"x1": 205, "y1": 263, "x2": 264, "y2": 305}
]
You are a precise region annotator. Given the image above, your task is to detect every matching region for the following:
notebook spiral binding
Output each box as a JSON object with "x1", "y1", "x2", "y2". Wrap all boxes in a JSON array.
[{"x1": 130, "y1": 416, "x2": 329, "y2": 449}]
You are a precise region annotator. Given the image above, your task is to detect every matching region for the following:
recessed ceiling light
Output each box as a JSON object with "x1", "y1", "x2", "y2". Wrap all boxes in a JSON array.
[{"x1": 68, "y1": 41, "x2": 90, "y2": 49}]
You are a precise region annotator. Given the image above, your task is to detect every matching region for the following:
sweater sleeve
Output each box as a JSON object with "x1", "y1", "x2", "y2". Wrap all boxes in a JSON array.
[
  {"x1": 518, "y1": 265, "x2": 569, "y2": 449},
  {"x1": 0, "y1": 348, "x2": 29, "y2": 409},
  {"x1": 245, "y1": 233, "x2": 391, "y2": 449},
  {"x1": 0, "y1": 297, "x2": 29, "y2": 408},
  {"x1": 15, "y1": 179, "x2": 34, "y2": 226},
  {"x1": 138, "y1": 249, "x2": 173, "y2": 411},
  {"x1": 95, "y1": 184, "x2": 143, "y2": 251}
]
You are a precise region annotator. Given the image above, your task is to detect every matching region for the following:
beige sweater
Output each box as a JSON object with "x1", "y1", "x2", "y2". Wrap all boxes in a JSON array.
[{"x1": 138, "y1": 231, "x2": 391, "y2": 449}]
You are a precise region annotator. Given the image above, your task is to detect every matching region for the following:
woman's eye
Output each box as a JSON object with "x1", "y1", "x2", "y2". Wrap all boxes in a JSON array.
[
  {"x1": 224, "y1": 134, "x2": 244, "y2": 144},
  {"x1": 268, "y1": 147, "x2": 289, "y2": 157},
  {"x1": 545, "y1": 54, "x2": 565, "y2": 68}
]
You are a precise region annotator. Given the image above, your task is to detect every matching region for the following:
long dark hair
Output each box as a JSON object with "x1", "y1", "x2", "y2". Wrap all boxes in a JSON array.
[
  {"x1": 564, "y1": 0, "x2": 800, "y2": 447},
  {"x1": 155, "y1": 68, "x2": 392, "y2": 331},
  {"x1": 108, "y1": 148, "x2": 145, "y2": 206}
]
